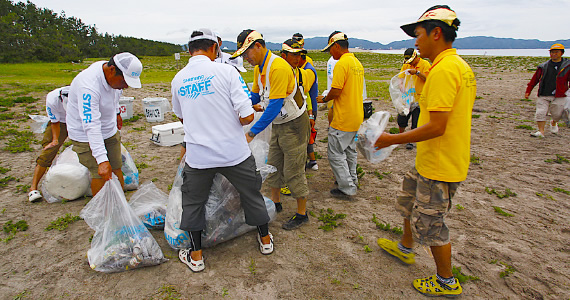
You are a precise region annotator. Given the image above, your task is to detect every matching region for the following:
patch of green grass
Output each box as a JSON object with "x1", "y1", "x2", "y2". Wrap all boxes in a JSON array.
[
  {"x1": 151, "y1": 177, "x2": 158, "y2": 182},
  {"x1": 136, "y1": 161, "x2": 149, "y2": 169},
  {"x1": 536, "y1": 192, "x2": 556, "y2": 201},
  {"x1": 221, "y1": 287, "x2": 229, "y2": 297},
  {"x1": 363, "y1": 245, "x2": 372, "y2": 253},
  {"x1": 330, "y1": 278, "x2": 341, "y2": 285},
  {"x1": 455, "y1": 204, "x2": 465, "y2": 210},
  {"x1": 15, "y1": 184, "x2": 30, "y2": 194},
  {"x1": 0, "y1": 166, "x2": 10, "y2": 174},
  {"x1": 488, "y1": 115, "x2": 504, "y2": 119},
  {"x1": 519, "y1": 98, "x2": 532, "y2": 102},
  {"x1": 553, "y1": 187, "x2": 570, "y2": 195},
  {"x1": 317, "y1": 208, "x2": 346, "y2": 231},
  {"x1": 452, "y1": 266, "x2": 480, "y2": 283},
  {"x1": 249, "y1": 258, "x2": 256, "y2": 275},
  {"x1": 472, "y1": 114, "x2": 480, "y2": 118},
  {"x1": 2, "y1": 219, "x2": 28, "y2": 242},
  {"x1": 132, "y1": 126, "x2": 146, "y2": 131},
  {"x1": 314, "y1": 152, "x2": 323, "y2": 159},
  {"x1": 388, "y1": 127, "x2": 399, "y2": 134},
  {"x1": 318, "y1": 137, "x2": 328, "y2": 143},
  {"x1": 356, "y1": 164, "x2": 365, "y2": 179},
  {"x1": 0, "y1": 176, "x2": 16, "y2": 188},
  {"x1": 485, "y1": 187, "x2": 517, "y2": 199},
  {"x1": 515, "y1": 125, "x2": 534, "y2": 130},
  {"x1": 1, "y1": 129, "x2": 37, "y2": 153},
  {"x1": 122, "y1": 113, "x2": 144, "y2": 125},
  {"x1": 470, "y1": 155, "x2": 480, "y2": 165},
  {"x1": 372, "y1": 170, "x2": 391, "y2": 180},
  {"x1": 475, "y1": 96, "x2": 483, "y2": 99},
  {"x1": 153, "y1": 284, "x2": 181, "y2": 300},
  {"x1": 45, "y1": 214, "x2": 81, "y2": 231},
  {"x1": 493, "y1": 206, "x2": 514, "y2": 217},
  {"x1": 372, "y1": 214, "x2": 403, "y2": 235},
  {"x1": 544, "y1": 154, "x2": 569, "y2": 164},
  {"x1": 498, "y1": 262, "x2": 516, "y2": 278},
  {"x1": 0, "y1": 112, "x2": 16, "y2": 120},
  {"x1": 13, "y1": 290, "x2": 29, "y2": 300}
]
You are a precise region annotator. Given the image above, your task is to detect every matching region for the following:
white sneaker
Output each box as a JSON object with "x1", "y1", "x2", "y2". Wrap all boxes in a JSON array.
[
  {"x1": 28, "y1": 190, "x2": 42, "y2": 202},
  {"x1": 550, "y1": 123, "x2": 559, "y2": 134},
  {"x1": 530, "y1": 131, "x2": 545, "y2": 138},
  {"x1": 179, "y1": 248, "x2": 205, "y2": 272},
  {"x1": 257, "y1": 232, "x2": 274, "y2": 255}
]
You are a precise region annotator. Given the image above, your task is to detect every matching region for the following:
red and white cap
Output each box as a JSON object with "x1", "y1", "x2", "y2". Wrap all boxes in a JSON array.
[{"x1": 113, "y1": 52, "x2": 143, "y2": 88}]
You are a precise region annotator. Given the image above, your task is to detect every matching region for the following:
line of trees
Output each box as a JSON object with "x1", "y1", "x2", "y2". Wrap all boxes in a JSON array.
[{"x1": 0, "y1": 0, "x2": 183, "y2": 63}]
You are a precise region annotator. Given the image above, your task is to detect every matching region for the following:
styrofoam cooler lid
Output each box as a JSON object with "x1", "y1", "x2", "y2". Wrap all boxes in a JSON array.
[
  {"x1": 120, "y1": 96, "x2": 135, "y2": 103},
  {"x1": 143, "y1": 97, "x2": 167, "y2": 104}
]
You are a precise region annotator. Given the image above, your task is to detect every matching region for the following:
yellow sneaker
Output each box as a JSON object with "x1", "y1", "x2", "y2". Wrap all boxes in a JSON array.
[
  {"x1": 412, "y1": 274, "x2": 462, "y2": 297},
  {"x1": 377, "y1": 238, "x2": 415, "y2": 265},
  {"x1": 280, "y1": 186, "x2": 291, "y2": 195}
]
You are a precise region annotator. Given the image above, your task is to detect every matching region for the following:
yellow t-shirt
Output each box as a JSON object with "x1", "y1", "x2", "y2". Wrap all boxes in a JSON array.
[
  {"x1": 306, "y1": 55, "x2": 314, "y2": 66},
  {"x1": 415, "y1": 49, "x2": 477, "y2": 182},
  {"x1": 300, "y1": 61, "x2": 316, "y2": 111},
  {"x1": 252, "y1": 52, "x2": 295, "y2": 99},
  {"x1": 330, "y1": 53, "x2": 364, "y2": 132},
  {"x1": 399, "y1": 58, "x2": 431, "y2": 95}
]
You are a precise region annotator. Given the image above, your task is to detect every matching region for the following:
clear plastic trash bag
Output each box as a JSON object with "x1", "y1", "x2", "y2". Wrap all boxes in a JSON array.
[
  {"x1": 29, "y1": 115, "x2": 50, "y2": 134},
  {"x1": 356, "y1": 111, "x2": 397, "y2": 163},
  {"x1": 128, "y1": 181, "x2": 168, "y2": 230},
  {"x1": 80, "y1": 175, "x2": 167, "y2": 273},
  {"x1": 121, "y1": 144, "x2": 139, "y2": 191},
  {"x1": 389, "y1": 71, "x2": 416, "y2": 116},
  {"x1": 42, "y1": 146, "x2": 91, "y2": 203},
  {"x1": 243, "y1": 111, "x2": 272, "y2": 168},
  {"x1": 164, "y1": 155, "x2": 277, "y2": 249}
]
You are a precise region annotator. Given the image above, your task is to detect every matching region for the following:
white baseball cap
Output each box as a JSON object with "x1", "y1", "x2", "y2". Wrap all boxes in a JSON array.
[
  {"x1": 113, "y1": 52, "x2": 142, "y2": 88},
  {"x1": 228, "y1": 56, "x2": 247, "y2": 72},
  {"x1": 189, "y1": 28, "x2": 222, "y2": 58}
]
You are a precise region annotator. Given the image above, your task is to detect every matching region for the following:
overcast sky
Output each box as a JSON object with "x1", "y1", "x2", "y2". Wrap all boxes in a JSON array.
[{"x1": 28, "y1": 0, "x2": 569, "y2": 46}]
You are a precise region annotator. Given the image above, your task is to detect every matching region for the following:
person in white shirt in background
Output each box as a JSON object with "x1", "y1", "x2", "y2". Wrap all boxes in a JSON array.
[
  {"x1": 66, "y1": 52, "x2": 142, "y2": 196},
  {"x1": 171, "y1": 28, "x2": 273, "y2": 273},
  {"x1": 28, "y1": 86, "x2": 70, "y2": 202}
]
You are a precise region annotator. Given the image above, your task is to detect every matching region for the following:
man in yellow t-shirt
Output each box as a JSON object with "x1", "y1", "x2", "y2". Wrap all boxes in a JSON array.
[
  {"x1": 374, "y1": 6, "x2": 476, "y2": 298},
  {"x1": 398, "y1": 48, "x2": 431, "y2": 150},
  {"x1": 317, "y1": 31, "x2": 364, "y2": 197},
  {"x1": 232, "y1": 30, "x2": 311, "y2": 231}
]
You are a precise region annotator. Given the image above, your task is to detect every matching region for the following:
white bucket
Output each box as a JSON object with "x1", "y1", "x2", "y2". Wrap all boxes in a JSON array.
[
  {"x1": 119, "y1": 97, "x2": 134, "y2": 120},
  {"x1": 142, "y1": 97, "x2": 168, "y2": 122}
]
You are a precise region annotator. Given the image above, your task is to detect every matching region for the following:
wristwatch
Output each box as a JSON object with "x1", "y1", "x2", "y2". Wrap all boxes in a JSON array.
[{"x1": 247, "y1": 131, "x2": 256, "y2": 138}]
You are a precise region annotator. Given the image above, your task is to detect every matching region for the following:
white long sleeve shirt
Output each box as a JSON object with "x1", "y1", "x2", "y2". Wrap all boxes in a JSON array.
[
  {"x1": 46, "y1": 86, "x2": 69, "y2": 123},
  {"x1": 172, "y1": 55, "x2": 254, "y2": 169},
  {"x1": 66, "y1": 61, "x2": 121, "y2": 165}
]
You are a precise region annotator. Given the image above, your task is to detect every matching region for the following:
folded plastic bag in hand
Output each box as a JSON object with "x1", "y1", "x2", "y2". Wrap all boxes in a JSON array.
[
  {"x1": 42, "y1": 146, "x2": 91, "y2": 203},
  {"x1": 357, "y1": 111, "x2": 397, "y2": 163},
  {"x1": 164, "y1": 155, "x2": 277, "y2": 249},
  {"x1": 389, "y1": 71, "x2": 416, "y2": 115},
  {"x1": 80, "y1": 175, "x2": 167, "y2": 273},
  {"x1": 128, "y1": 181, "x2": 168, "y2": 230},
  {"x1": 243, "y1": 112, "x2": 272, "y2": 168},
  {"x1": 29, "y1": 115, "x2": 50, "y2": 134},
  {"x1": 121, "y1": 144, "x2": 139, "y2": 191}
]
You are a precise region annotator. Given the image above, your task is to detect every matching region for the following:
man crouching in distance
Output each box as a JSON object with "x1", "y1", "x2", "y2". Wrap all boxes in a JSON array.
[{"x1": 171, "y1": 28, "x2": 273, "y2": 273}]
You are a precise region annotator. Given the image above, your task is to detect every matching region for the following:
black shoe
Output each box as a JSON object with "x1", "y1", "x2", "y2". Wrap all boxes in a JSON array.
[
  {"x1": 406, "y1": 143, "x2": 414, "y2": 150},
  {"x1": 330, "y1": 188, "x2": 350, "y2": 198},
  {"x1": 282, "y1": 213, "x2": 308, "y2": 230},
  {"x1": 274, "y1": 202, "x2": 283, "y2": 213},
  {"x1": 305, "y1": 160, "x2": 318, "y2": 170}
]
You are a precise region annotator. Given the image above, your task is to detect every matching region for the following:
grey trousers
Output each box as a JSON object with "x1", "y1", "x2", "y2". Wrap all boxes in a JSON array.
[
  {"x1": 327, "y1": 127, "x2": 358, "y2": 195},
  {"x1": 180, "y1": 155, "x2": 270, "y2": 232}
]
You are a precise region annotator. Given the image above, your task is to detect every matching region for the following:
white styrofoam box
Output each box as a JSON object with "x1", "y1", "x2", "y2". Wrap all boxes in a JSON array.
[
  {"x1": 143, "y1": 97, "x2": 170, "y2": 122},
  {"x1": 119, "y1": 97, "x2": 134, "y2": 120},
  {"x1": 150, "y1": 121, "x2": 184, "y2": 146}
]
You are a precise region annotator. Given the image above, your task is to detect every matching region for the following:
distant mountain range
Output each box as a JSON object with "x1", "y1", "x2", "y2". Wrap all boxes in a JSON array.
[{"x1": 221, "y1": 36, "x2": 570, "y2": 51}]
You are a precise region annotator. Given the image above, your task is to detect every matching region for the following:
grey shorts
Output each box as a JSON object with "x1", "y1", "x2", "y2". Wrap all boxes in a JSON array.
[
  {"x1": 535, "y1": 96, "x2": 567, "y2": 122},
  {"x1": 396, "y1": 167, "x2": 461, "y2": 246}
]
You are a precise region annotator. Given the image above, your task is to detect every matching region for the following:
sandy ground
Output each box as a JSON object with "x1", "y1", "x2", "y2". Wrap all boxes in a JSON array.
[{"x1": 0, "y1": 61, "x2": 569, "y2": 300}]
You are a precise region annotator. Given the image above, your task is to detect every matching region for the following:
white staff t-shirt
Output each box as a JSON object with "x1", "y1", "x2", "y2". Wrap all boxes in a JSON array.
[
  {"x1": 46, "y1": 86, "x2": 70, "y2": 123},
  {"x1": 172, "y1": 55, "x2": 254, "y2": 169},
  {"x1": 66, "y1": 61, "x2": 121, "y2": 165}
]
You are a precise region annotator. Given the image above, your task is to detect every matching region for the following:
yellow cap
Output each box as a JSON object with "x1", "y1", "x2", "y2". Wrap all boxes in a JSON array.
[
  {"x1": 322, "y1": 31, "x2": 347, "y2": 52},
  {"x1": 231, "y1": 30, "x2": 264, "y2": 58},
  {"x1": 550, "y1": 44, "x2": 565, "y2": 51},
  {"x1": 401, "y1": 5, "x2": 459, "y2": 37}
]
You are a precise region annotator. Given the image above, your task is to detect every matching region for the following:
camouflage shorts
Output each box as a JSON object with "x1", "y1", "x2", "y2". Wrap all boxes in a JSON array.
[{"x1": 396, "y1": 167, "x2": 461, "y2": 246}]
